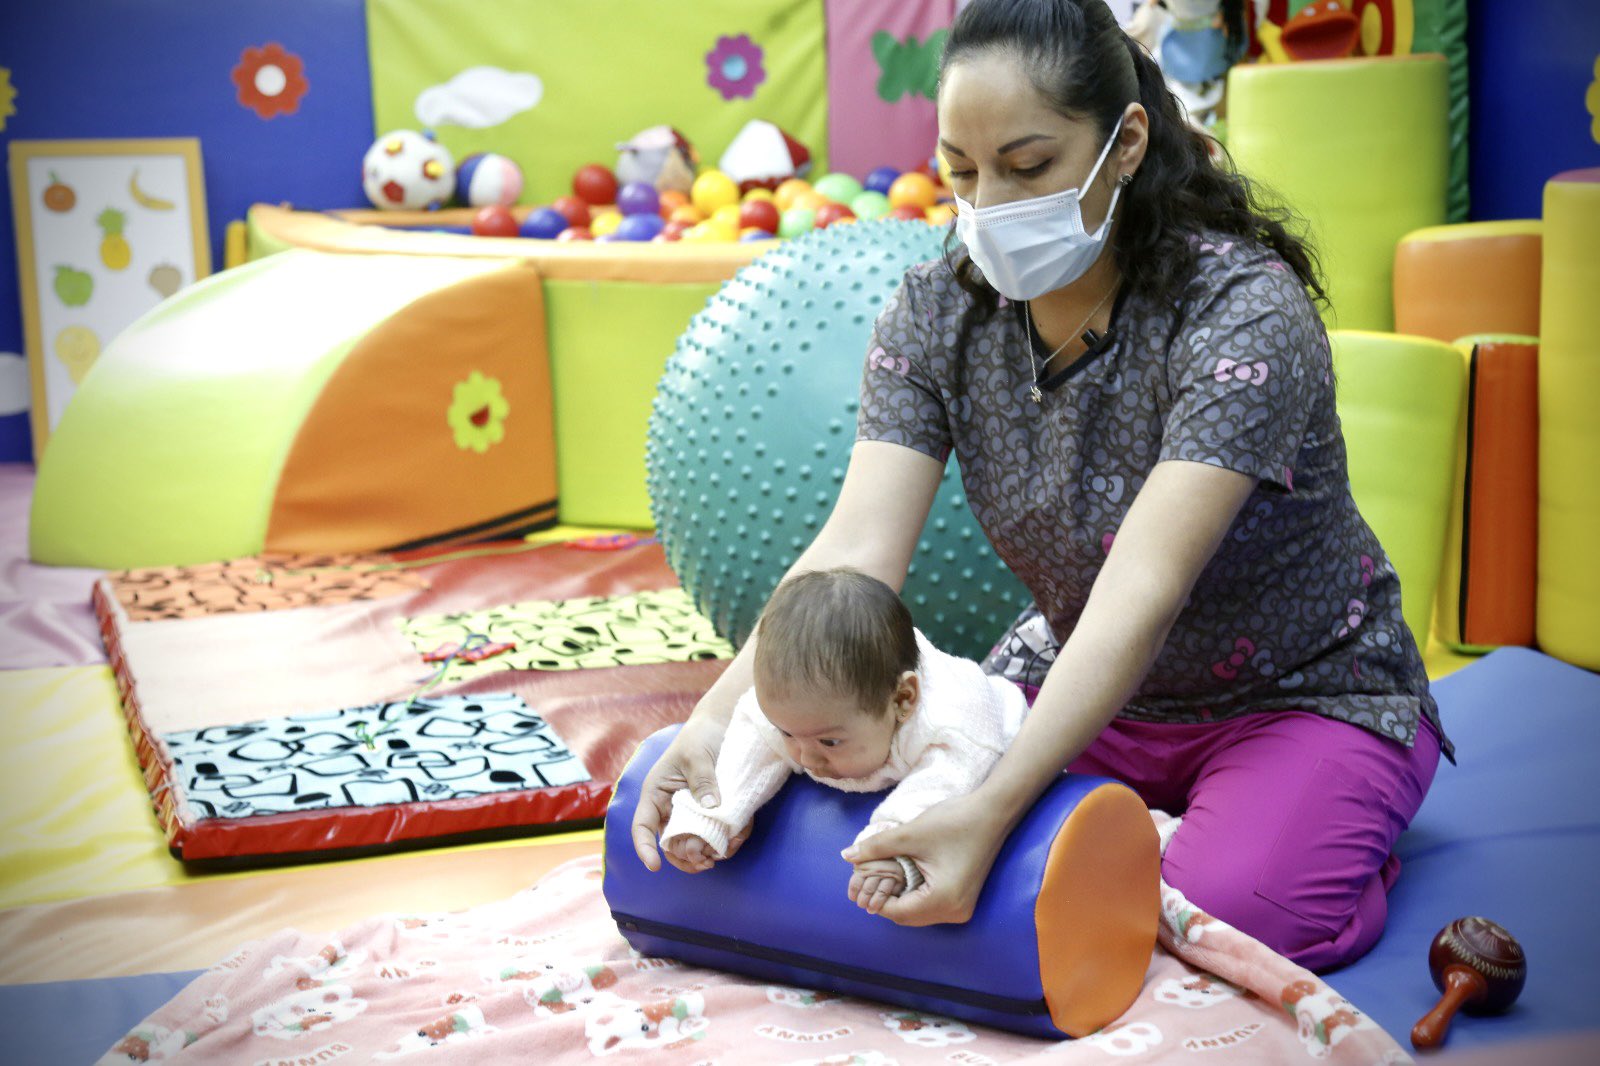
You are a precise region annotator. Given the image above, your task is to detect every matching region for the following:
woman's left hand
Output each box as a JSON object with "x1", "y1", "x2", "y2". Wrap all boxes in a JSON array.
[{"x1": 840, "y1": 793, "x2": 1011, "y2": 926}]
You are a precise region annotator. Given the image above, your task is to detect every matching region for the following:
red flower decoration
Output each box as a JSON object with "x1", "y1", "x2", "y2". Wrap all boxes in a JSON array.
[{"x1": 232, "y1": 42, "x2": 308, "y2": 120}]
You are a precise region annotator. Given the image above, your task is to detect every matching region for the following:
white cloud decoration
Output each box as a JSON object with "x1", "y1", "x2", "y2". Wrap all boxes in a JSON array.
[
  {"x1": 0, "y1": 352, "x2": 29, "y2": 417},
  {"x1": 414, "y1": 67, "x2": 544, "y2": 129}
]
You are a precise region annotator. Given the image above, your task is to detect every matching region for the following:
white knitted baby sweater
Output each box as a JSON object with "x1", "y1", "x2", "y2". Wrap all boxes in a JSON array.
[{"x1": 660, "y1": 629, "x2": 1028, "y2": 863}]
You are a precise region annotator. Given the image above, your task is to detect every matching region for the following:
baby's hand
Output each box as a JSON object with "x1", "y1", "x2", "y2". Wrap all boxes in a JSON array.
[
  {"x1": 661, "y1": 833, "x2": 719, "y2": 873},
  {"x1": 848, "y1": 857, "x2": 908, "y2": 915}
]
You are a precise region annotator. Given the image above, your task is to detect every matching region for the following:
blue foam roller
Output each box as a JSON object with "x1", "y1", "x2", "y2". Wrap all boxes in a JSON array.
[{"x1": 603, "y1": 726, "x2": 1160, "y2": 1038}]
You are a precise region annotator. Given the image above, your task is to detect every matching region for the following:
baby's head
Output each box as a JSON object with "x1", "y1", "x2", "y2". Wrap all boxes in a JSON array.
[{"x1": 753, "y1": 568, "x2": 920, "y2": 780}]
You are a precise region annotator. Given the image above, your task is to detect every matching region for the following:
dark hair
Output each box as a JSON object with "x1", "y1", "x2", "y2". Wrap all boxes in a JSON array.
[
  {"x1": 939, "y1": 0, "x2": 1325, "y2": 330},
  {"x1": 754, "y1": 568, "x2": 919, "y2": 714}
]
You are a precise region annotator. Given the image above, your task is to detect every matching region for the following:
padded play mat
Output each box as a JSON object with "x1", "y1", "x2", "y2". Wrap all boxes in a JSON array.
[{"x1": 94, "y1": 537, "x2": 730, "y2": 864}]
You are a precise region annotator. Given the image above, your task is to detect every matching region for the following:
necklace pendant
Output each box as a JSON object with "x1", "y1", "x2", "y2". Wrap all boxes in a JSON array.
[{"x1": 1029, "y1": 384, "x2": 1043, "y2": 402}]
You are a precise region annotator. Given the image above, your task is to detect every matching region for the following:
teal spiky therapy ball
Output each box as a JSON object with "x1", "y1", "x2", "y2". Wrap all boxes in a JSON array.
[{"x1": 646, "y1": 220, "x2": 1030, "y2": 658}]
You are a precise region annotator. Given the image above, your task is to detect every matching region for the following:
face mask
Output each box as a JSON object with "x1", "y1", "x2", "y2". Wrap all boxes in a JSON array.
[{"x1": 953, "y1": 116, "x2": 1126, "y2": 302}]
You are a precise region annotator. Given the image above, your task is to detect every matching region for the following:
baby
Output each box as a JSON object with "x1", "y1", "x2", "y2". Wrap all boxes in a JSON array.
[{"x1": 660, "y1": 567, "x2": 1027, "y2": 913}]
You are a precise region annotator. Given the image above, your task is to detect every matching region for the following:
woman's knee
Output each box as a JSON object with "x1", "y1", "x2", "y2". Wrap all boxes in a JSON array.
[
  {"x1": 1164, "y1": 858, "x2": 1387, "y2": 969},
  {"x1": 1163, "y1": 859, "x2": 1343, "y2": 962}
]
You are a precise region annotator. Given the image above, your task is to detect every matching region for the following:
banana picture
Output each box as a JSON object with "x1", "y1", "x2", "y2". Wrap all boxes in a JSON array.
[{"x1": 128, "y1": 168, "x2": 176, "y2": 211}]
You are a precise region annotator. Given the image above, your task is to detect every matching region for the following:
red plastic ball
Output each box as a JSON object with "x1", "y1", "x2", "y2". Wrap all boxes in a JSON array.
[
  {"x1": 738, "y1": 199, "x2": 781, "y2": 235},
  {"x1": 659, "y1": 219, "x2": 693, "y2": 242},
  {"x1": 814, "y1": 203, "x2": 857, "y2": 229},
  {"x1": 552, "y1": 196, "x2": 592, "y2": 229},
  {"x1": 556, "y1": 226, "x2": 594, "y2": 242},
  {"x1": 888, "y1": 205, "x2": 926, "y2": 222},
  {"x1": 572, "y1": 164, "x2": 618, "y2": 206},
  {"x1": 471, "y1": 204, "x2": 520, "y2": 237}
]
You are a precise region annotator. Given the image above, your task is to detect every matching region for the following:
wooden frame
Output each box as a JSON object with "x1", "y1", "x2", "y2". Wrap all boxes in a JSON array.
[{"x1": 7, "y1": 137, "x2": 210, "y2": 457}]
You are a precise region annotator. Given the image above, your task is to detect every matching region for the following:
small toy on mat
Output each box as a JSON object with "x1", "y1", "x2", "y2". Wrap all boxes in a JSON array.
[
  {"x1": 422, "y1": 639, "x2": 516, "y2": 664},
  {"x1": 1411, "y1": 916, "x2": 1527, "y2": 1050}
]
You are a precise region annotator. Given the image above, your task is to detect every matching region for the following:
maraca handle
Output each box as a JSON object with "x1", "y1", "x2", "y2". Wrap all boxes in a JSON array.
[{"x1": 1411, "y1": 966, "x2": 1488, "y2": 1050}]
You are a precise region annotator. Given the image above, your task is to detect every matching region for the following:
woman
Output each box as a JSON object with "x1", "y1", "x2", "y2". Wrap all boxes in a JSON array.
[{"x1": 632, "y1": 0, "x2": 1449, "y2": 972}]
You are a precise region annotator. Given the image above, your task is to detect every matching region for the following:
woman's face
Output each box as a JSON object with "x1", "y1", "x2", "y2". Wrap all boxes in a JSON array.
[{"x1": 938, "y1": 50, "x2": 1135, "y2": 229}]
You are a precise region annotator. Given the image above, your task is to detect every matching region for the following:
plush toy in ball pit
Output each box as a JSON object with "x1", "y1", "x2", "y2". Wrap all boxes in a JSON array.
[
  {"x1": 616, "y1": 125, "x2": 699, "y2": 194},
  {"x1": 362, "y1": 130, "x2": 456, "y2": 210},
  {"x1": 718, "y1": 118, "x2": 812, "y2": 194}
]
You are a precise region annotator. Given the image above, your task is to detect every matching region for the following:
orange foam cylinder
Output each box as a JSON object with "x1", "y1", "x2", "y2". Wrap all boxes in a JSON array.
[
  {"x1": 1434, "y1": 335, "x2": 1539, "y2": 650},
  {"x1": 1394, "y1": 221, "x2": 1542, "y2": 343}
]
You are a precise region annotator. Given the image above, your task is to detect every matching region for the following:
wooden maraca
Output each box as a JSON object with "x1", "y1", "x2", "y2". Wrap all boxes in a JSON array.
[{"x1": 1410, "y1": 916, "x2": 1526, "y2": 1051}]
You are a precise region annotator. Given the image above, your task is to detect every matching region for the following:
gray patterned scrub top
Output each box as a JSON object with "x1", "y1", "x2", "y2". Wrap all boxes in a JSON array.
[{"x1": 857, "y1": 238, "x2": 1452, "y2": 759}]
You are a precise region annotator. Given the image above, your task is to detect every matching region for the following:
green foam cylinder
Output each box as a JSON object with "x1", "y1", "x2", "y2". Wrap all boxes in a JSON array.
[
  {"x1": 1227, "y1": 56, "x2": 1449, "y2": 332},
  {"x1": 646, "y1": 220, "x2": 1031, "y2": 659}
]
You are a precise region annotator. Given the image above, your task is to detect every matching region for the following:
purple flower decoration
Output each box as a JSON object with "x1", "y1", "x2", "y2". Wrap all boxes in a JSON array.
[{"x1": 706, "y1": 34, "x2": 765, "y2": 100}]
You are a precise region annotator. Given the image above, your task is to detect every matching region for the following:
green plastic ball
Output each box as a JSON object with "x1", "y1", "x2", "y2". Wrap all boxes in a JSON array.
[
  {"x1": 778, "y1": 207, "x2": 816, "y2": 238},
  {"x1": 813, "y1": 172, "x2": 865, "y2": 204},
  {"x1": 850, "y1": 190, "x2": 891, "y2": 221}
]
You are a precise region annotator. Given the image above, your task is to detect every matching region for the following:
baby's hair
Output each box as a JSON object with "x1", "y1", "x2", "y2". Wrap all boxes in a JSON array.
[{"x1": 753, "y1": 567, "x2": 919, "y2": 714}]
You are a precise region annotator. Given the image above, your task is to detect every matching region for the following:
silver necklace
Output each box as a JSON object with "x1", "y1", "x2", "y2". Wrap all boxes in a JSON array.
[{"x1": 1023, "y1": 283, "x2": 1115, "y2": 402}]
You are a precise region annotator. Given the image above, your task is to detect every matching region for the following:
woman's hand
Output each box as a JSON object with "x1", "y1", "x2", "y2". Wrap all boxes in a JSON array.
[
  {"x1": 631, "y1": 714, "x2": 748, "y2": 872},
  {"x1": 840, "y1": 793, "x2": 1011, "y2": 926}
]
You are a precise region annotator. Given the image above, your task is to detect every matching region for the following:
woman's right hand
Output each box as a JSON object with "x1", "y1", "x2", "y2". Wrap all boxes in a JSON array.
[{"x1": 630, "y1": 713, "x2": 745, "y2": 872}]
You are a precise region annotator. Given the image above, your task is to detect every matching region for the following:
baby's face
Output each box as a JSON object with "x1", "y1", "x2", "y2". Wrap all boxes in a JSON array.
[{"x1": 758, "y1": 686, "x2": 898, "y2": 781}]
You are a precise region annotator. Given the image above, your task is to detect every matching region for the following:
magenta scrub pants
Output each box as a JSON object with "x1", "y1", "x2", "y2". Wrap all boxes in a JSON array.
[{"x1": 1063, "y1": 708, "x2": 1442, "y2": 972}]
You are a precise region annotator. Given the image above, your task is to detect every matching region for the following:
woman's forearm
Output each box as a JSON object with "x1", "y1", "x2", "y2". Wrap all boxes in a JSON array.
[{"x1": 978, "y1": 577, "x2": 1179, "y2": 830}]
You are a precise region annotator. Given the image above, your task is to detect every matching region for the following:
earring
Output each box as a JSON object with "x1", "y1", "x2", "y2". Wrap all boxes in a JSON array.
[{"x1": 1119, "y1": 173, "x2": 1134, "y2": 186}]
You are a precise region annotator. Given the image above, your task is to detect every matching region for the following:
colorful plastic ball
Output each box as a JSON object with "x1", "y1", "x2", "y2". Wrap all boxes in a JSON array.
[
  {"x1": 595, "y1": 233, "x2": 623, "y2": 243},
  {"x1": 778, "y1": 207, "x2": 816, "y2": 238},
  {"x1": 572, "y1": 163, "x2": 619, "y2": 206},
  {"x1": 813, "y1": 172, "x2": 864, "y2": 205},
  {"x1": 691, "y1": 170, "x2": 741, "y2": 216},
  {"x1": 850, "y1": 190, "x2": 891, "y2": 221},
  {"x1": 742, "y1": 187, "x2": 776, "y2": 204},
  {"x1": 362, "y1": 129, "x2": 455, "y2": 210},
  {"x1": 814, "y1": 203, "x2": 857, "y2": 229},
  {"x1": 552, "y1": 195, "x2": 592, "y2": 229},
  {"x1": 888, "y1": 172, "x2": 939, "y2": 211},
  {"x1": 658, "y1": 189, "x2": 691, "y2": 218},
  {"x1": 926, "y1": 203, "x2": 957, "y2": 226},
  {"x1": 864, "y1": 166, "x2": 902, "y2": 196},
  {"x1": 738, "y1": 199, "x2": 781, "y2": 235},
  {"x1": 516, "y1": 207, "x2": 567, "y2": 240},
  {"x1": 702, "y1": 216, "x2": 740, "y2": 242},
  {"x1": 556, "y1": 226, "x2": 594, "y2": 241},
  {"x1": 773, "y1": 178, "x2": 813, "y2": 211},
  {"x1": 793, "y1": 189, "x2": 830, "y2": 212},
  {"x1": 615, "y1": 212, "x2": 666, "y2": 241},
  {"x1": 712, "y1": 204, "x2": 744, "y2": 231},
  {"x1": 590, "y1": 209, "x2": 623, "y2": 237},
  {"x1": 669, "y1": 204, "x2": 706, "y2": 225},
  {"x1": 660, "y1": 219, "x2": 693, "y2": 241},
  {"x1": 455, "y1": 152, "x2": 524, "y2": 207},
  {"x1": 740, "y1": 227, "x2": 772, "y2": 242},
  {"x1": 617, "y1": 181, "x2": 661, "y2": 217},
  {"x1": 471, "y1": 204, "x2": 520, "y2": 237},
  {"x1": 888, "y1": 204, "x2": 926, "y2": 222}
]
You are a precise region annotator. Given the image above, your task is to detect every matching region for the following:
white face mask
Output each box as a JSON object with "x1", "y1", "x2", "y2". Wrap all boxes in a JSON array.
[{"x1": 953, "y1": 116, "x2": 1126, "y2": 302}]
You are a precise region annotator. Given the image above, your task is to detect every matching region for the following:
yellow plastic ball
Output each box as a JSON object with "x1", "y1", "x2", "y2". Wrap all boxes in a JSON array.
[
  {"x1": 703, "y1": 216, "x2": 740, "y2": 242},
  {"x1": 590, "y1": 209, "x2": 623, "y2": 237},
  {"x1": 742, "y1": 187, "x2": 776, "y2": 204},
  {"x1": 691, "y1": 170, "x2": 740, "y2": 216},
  {"x1": 925, "y1": 203, "x2": 956, "y2": 226},
  {"x1": 774, "y1": 178, "x2": 813, "y2": 211},
  {"x1": 713, "y1": 204, "x2": 743, "y2": 230}
]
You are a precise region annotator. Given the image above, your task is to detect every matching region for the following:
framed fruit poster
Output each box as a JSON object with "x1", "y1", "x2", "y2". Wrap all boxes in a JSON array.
[{"x1": 7, "y1": 138, "x2": 210, "y2": 456}]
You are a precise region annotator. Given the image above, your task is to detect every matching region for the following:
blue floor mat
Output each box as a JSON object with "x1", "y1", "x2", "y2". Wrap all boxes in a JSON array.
[
  {"x1": 0, "y1": 969, "x2": 203, "y2": 1065},
  {"x1": 1325, "y1": 648, "x2": 1600, "y2": 1054}
]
